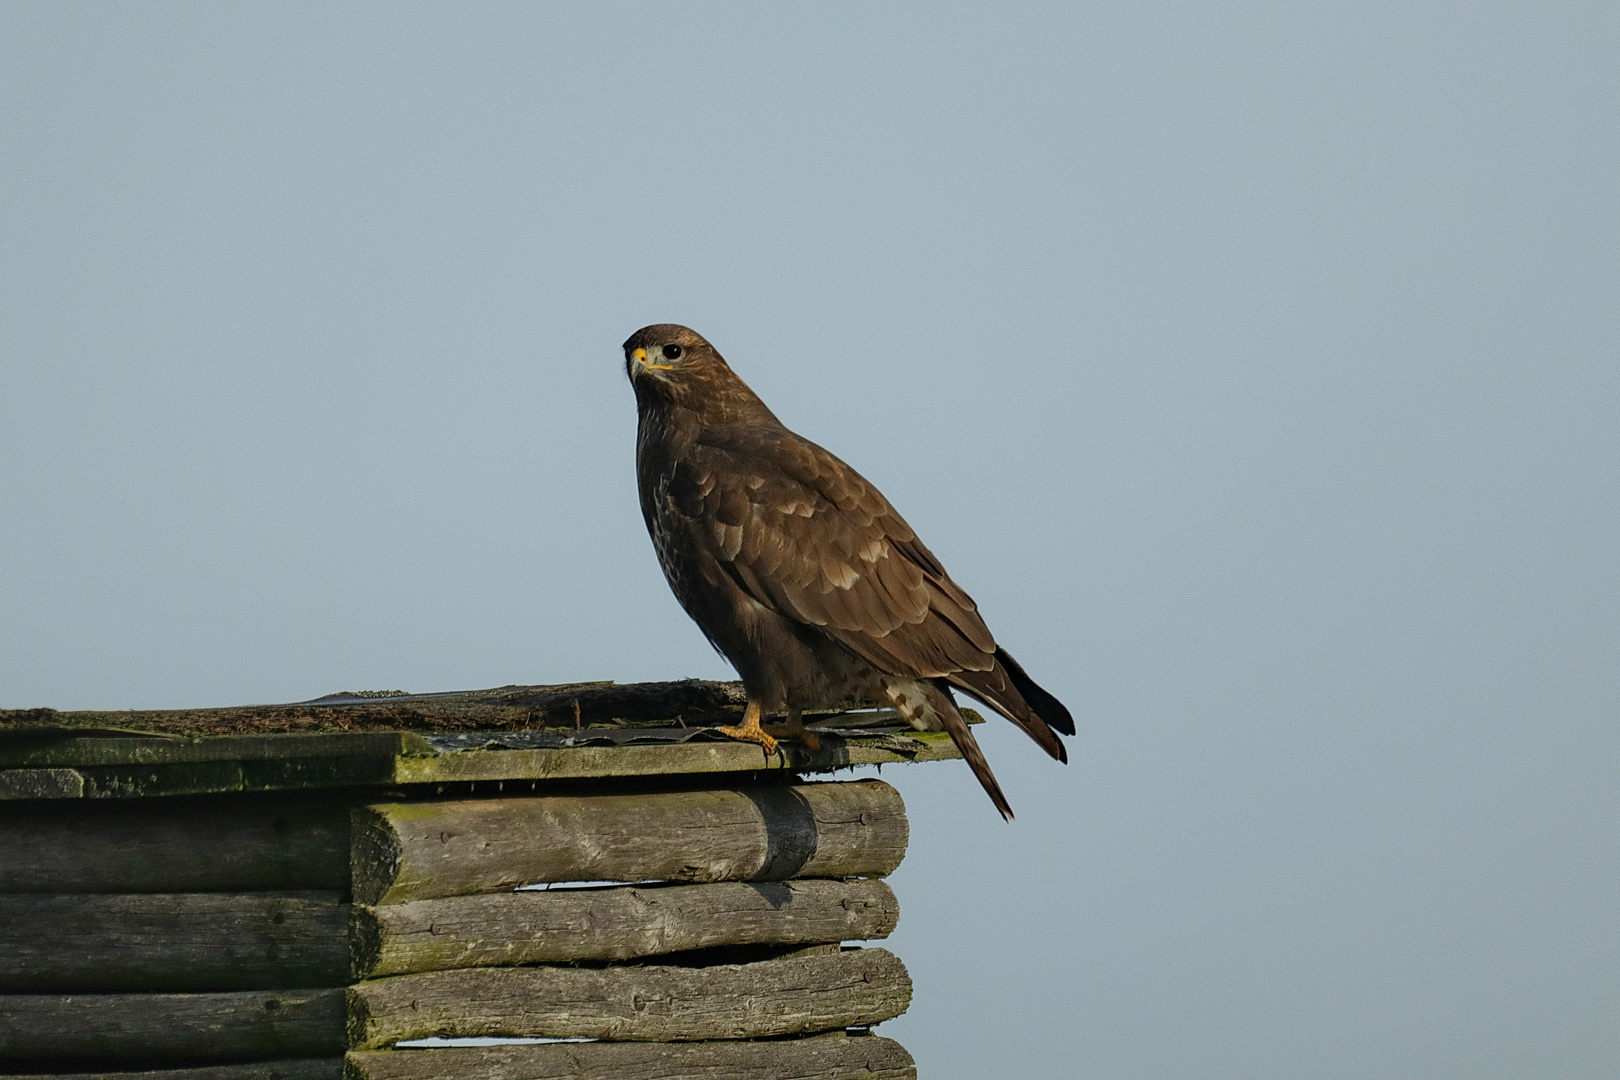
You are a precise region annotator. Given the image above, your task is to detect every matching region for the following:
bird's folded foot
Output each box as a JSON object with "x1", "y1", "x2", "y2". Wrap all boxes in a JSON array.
[
  {"x1": 717, "y1": 702, "x2": 779, "y2": 756},
  {"x1": 764, "y1": 711, "x2": 822, "y2": 752}
]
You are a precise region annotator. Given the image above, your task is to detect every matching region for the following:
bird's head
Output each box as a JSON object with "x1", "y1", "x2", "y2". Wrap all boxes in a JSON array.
[
  {"x1": 623, "y1": 324, "x2": 726, "y2": 390},
  {"x1": 623, "y1": 324, "x2": 779, "y2": 425}
]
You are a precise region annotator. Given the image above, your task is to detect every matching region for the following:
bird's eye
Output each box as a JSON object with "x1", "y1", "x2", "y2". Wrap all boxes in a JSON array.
[{"x1": 661, "y1": 344, "x2": 683, "y2": 360}]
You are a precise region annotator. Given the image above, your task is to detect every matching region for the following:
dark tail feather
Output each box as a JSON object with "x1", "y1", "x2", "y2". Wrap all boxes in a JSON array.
[
  {"x1": 923, "y1": 681, "x2": 1015, "y2": 820},
  {"x1": 948, "y1": 653, "x2": 1070, "y2": 763},
  {"x1": 996, "y1": 648, "x2": 1075, "y2": 736}
]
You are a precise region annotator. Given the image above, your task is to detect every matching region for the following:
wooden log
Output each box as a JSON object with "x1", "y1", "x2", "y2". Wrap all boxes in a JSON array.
[
  {"x1": 344, "y1": 1033, "x2": 916, "y2": 1080},
  {"x1": 0, "y1": 989, "x2": 346, "y2": 1062},
  {"x1": 0, "y1": 1060, "x2": 343, "y2": 1080},
  {"x1": 0, "y1": 796, "x2": 349, "y2": 893},
  {"x1": 0, "y1": 893, "x2": 349, "y2": 992},
  {"x1": 352, "y1": 879, "x2": 898, "y2": 977},
  {"x1": 351, "y1": 780, "x2": 906, "y2": 906},
  {"x1": 347, "y1": 947, "x2": 911, "y2": 1047}
]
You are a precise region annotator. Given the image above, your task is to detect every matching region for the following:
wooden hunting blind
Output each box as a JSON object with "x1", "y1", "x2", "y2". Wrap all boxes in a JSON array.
[{"x1": 0, "y1": 680, "x2": 966, "y2": 1080}]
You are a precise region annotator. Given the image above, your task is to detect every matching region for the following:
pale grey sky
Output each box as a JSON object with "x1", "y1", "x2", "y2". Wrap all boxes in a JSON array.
[{"x1": 2, "y1": 4, "x2": 1616, "y2": 1077}]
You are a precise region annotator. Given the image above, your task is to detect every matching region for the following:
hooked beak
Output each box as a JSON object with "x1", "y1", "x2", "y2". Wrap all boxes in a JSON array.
[{"x1": 628, "y1": 346, "x2": 674, "y2": 379}]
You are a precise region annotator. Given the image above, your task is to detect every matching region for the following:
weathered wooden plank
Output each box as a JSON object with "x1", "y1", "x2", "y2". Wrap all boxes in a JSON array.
[
  {"x1": 0, "y1": 796, "x2": 349, "y2": 893},
  {"x1": 0, "y1": 733, "x2": 415, "y2": 769},
  {"x1": 74, "y1": 760, "x2": 250, "y2": 799},
  {"x1": 0, "y1": 720, "x2": 951, "y2": 772},
  {"x1": 351, "y1": 780, "x2": 907, "y2": 906},
  {"x1": 0, "y1": 681, "x2": 751, "y2": 739},
  {"x1": 0, "y1": 734, "x2": 958, "y2": 798},
  {"x1": 0, "y1": 680, "x2": 976, "y2": 745},
  {"x1": 0, "y1": 767, "x2": 83, "y2": 799},
  {"x1": 0, "y1": 893, "x2": 349, "y2": 992},
  {"x1": 390, "y1": 732, "x2": 960, "y2": 786},
  {"x1": 0, "y1": 989, "x2": 346, "y2": 1061},
  {"x1": 347, "y1": 947, "x2": 910, "y2": 1047},
  {"x1": 352, "y1": 878, "x2": 898, "y2": 977},
  {"x1": 0, "y1": 1060, "x2": 343, "y2": 1080},
  {"x1": 68, "y1": 757, "x2": 400, "y2": 799},
  {"x1": 343, "y1": 1033, "x2": 915, "y2": 1080}
]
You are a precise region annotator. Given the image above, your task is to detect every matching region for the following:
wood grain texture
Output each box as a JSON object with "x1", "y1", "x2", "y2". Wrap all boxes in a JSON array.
[
  {"x1": 352, "y1": 879, "x2": 897, "y2": 977},
  {"x1": 0, "y1": 796, "x2": 349, "y2": 893},
  {"x1": 347, "y1": 947, "x2": 910, "y2": 1047},
  {"x1": 351, "y1": 780, "x2": 906, "y2": 907},
  {"x1": 0, "y1": 893, "x2": 349, "y2": 991},
  {"x1": 0, "y1": 1060, "x2": 342, "y2": 1080},
  {"x1": 0, "y1": 989, "x2": 346, "y2": 1062},
  {"x1": 343, "y1": 1033, "x2": 915, "y2": 1080}
]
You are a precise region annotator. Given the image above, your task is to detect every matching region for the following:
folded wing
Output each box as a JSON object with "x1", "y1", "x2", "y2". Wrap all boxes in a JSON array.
[{"x1": 670, "y1": 426, "x2": 1071, "y2": 762}]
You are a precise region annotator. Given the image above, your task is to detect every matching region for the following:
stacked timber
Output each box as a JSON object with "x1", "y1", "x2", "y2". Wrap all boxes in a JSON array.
[
  {"x1": 0, "y1": 795, "x2": 351, "y2": 1077},
  {"x1": 0, "y1": 684, "x2": 944, "y2": 1080},
  {"x1": 344, "y1": 781, "x2": 913, "y2": 1078}
]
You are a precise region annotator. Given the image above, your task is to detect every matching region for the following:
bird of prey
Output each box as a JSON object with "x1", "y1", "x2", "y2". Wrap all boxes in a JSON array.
[{"x1": 625, "y1": 324, "x2": 1072, "y2": 818}]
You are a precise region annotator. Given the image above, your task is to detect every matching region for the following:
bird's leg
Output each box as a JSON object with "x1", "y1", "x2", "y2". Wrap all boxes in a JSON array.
[
  {"x1": 717, "y1": 700, "x2": 779, "y2": 756},
  {"x1": 764, "y1": 707, "x2": 822, "y2": 752}
]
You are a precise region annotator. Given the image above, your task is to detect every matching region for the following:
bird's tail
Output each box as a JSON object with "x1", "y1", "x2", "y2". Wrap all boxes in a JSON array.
[
  {"x1": 996, "y1": 648, "x2": 1075, "y2": 735},
  {"x1": 947, "y1": 648, "x2": 1073, "y2": 764},
  {"x1": 922, "y1": 681, "x2": 1015, "y2": 820}
]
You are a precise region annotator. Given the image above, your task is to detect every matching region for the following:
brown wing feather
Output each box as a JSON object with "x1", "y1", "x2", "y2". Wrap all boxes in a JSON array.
[
  {"x1": 682, "y1": 428, "x2": 1067, "y2": 761},
  {"x1": 695, "y1": 433, "x2": 979, "y2": 646},
  {"x1": 660, "y1": 423, "x2": 1071, "y2": 767}
]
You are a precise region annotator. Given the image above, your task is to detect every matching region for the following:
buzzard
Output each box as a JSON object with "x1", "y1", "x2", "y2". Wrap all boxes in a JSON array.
[{"x1": 625, "y1": 324, "x2": 1072, "y2": 818}]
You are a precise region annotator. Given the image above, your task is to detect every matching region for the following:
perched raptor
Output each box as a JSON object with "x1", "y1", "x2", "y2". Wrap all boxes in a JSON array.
[{"x1": 625, "y1": 324, "x2": 1072, "y2": 818}]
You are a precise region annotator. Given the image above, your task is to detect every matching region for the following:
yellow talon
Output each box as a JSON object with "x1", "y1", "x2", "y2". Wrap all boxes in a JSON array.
[
  {"x1": 764, "y1": 711, "x2": 822, "y2": 752},
  {"x1": 717, "y1": 701, "x2": 779, "y2": 755}
]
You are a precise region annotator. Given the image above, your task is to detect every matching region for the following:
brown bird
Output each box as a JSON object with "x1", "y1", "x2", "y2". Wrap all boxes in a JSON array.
[{"x1": 625, "y1": 324, "x2": 1072, "y2": 818}]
